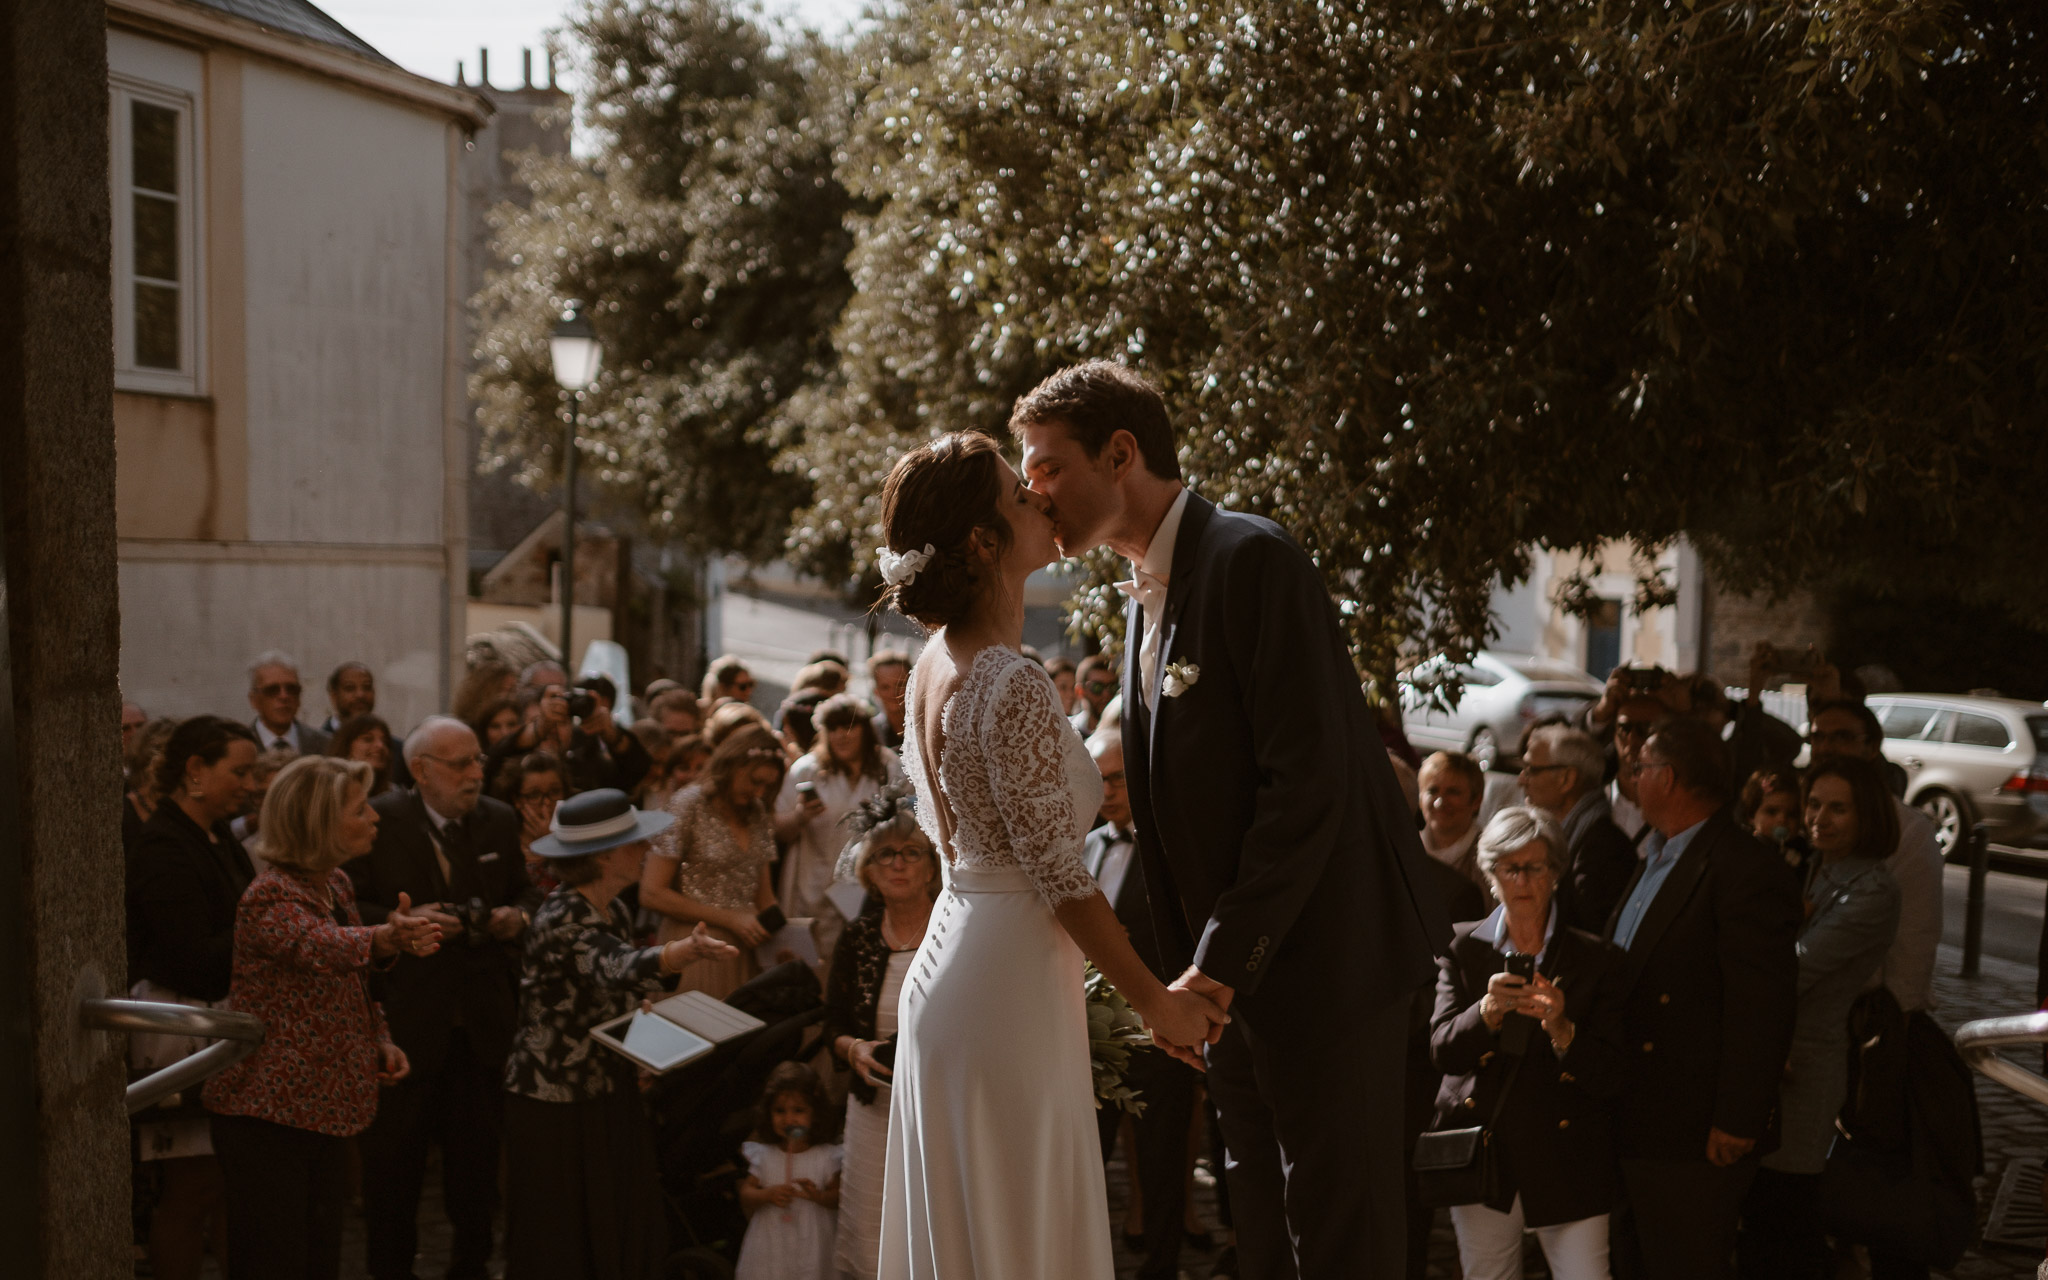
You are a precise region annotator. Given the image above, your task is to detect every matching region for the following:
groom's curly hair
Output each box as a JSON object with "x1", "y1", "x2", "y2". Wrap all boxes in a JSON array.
[{"x1": 878, "y1": 431, "x2": 1014, "y2": 630}]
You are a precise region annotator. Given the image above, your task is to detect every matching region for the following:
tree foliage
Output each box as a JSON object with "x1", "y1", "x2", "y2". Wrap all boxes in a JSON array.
[
  {"x1": 471, "y1": 0, "x2": 854, "y2": 562},
  {"x1": 781, "y1": 0, "x2": 2046, "y2": 679}
]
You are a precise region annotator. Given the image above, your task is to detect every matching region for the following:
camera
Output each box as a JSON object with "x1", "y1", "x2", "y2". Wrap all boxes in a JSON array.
[
  {"x1": 447, "y1": 897, "x2": 492, "y2": 947},
  {"x1": 566, "y1": 689, "x2": 598, "y2": 720},
  {"x1": 1502, "y1": 952, "x2": 1537, "y2": 982},
  {"x1": 1621, "y1": 665, "x2": 1666, "y2": 697}
]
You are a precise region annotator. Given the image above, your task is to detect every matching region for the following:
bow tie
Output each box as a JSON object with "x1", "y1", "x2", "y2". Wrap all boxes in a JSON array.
[{"x1": 1115, "y1": 568, "x2": 1168, "y2": 615}]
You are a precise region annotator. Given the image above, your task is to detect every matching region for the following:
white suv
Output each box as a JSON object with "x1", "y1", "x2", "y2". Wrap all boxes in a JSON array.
[{"x1": 1866, "y1": 694, "x2": 2048, "y2": 856}]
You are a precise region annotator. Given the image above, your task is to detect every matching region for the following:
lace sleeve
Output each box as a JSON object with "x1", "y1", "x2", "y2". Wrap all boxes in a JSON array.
[{"x1": 980, "y1": 660, "x2": 1102, "y2": 907}]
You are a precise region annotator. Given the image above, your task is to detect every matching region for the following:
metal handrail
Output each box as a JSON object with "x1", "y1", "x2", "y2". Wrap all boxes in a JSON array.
[
  {"x1": 1954, "y1": 1011, "x2": 2048, "y2": 1108},
  {"x1": 80, "y1": 998, "x2": 265, "y2": 1115}
]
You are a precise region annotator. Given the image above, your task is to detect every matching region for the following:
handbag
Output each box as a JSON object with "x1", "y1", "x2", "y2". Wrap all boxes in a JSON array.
[{"x1": 1412, "y1": 1045, "x2": 1525, "y2": 1209}]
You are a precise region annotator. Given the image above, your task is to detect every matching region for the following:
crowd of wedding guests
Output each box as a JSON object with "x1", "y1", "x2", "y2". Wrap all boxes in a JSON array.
[{"x1": 118, "y1": 634, "x2": 1981, "y2": 1280}]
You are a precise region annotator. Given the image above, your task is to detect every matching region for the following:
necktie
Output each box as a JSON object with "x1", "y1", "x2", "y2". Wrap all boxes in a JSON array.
[{"x1": 1114, "y1": 569, "x2": 1169, "y2": 709}]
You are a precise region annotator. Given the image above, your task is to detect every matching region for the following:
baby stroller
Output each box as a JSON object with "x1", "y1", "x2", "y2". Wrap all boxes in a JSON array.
[{"x1": 648, "y1": 961, "x2": 828, "y2": 1279}]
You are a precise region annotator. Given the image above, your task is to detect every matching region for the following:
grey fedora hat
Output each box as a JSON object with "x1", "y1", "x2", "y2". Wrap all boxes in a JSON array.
[{"x1": 529, "y1": 788, "x2": 675, "y2": 858}]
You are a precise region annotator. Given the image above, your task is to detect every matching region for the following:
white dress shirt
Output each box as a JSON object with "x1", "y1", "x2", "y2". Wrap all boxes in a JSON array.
[
  {"x1": 1086, "y1": 825, "x2": 1138, "y2": 906},
  {"x1": 253, "y1": 719, "x2": 302, "y2": 754},
  {"x1": 1116, "y1": 488, "x2": 1190, "y2": 711}
]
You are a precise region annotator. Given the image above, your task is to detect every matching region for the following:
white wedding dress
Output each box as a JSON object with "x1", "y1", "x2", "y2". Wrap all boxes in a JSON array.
[{"x1": 879, "y1": 643, "x2": 1113, "y2": 1280}]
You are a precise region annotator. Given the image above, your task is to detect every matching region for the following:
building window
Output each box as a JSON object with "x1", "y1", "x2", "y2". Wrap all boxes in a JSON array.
[
  {"x1": 111, "y1": 78, "x2": 202, "y2": 394},
  {"x1": 1584, "y1": 598, "x2": 1623, "y2": 679}
]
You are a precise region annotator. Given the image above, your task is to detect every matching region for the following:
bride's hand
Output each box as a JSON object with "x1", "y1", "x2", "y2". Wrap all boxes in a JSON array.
[{"x1": 1144, "y1": 986, "x2": 1229, "y2": 1059}]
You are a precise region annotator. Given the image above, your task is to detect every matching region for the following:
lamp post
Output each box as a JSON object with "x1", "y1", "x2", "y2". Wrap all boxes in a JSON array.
[{"x1": 549, "y1": 303, "x2": 601, "y2": 672}]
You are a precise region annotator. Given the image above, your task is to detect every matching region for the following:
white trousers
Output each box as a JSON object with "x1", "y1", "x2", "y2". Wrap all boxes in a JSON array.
[{"x1": 1448, "y1": 1194, "x2": 1610, "y2": 1280}]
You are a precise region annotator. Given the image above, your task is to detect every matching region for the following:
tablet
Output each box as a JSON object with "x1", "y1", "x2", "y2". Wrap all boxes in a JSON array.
[{"x1": 613, "y1": 1010, "x2": 715, "y2": 1073}]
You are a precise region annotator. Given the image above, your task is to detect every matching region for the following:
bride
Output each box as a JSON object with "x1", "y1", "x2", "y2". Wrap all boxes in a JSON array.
[{"x1": 866, "y1": 431, "x2": 1228, "y2": 1279}]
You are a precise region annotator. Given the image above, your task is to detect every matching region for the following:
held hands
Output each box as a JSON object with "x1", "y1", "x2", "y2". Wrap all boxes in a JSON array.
[
  {"x1": 1148, "y1": 967, "x2": 1233, "y2": 1070},
  {"x1": 662, "y1": 921, "x2": 741, "y2": 972},
  {"x1": 486, "y1": 906, "x2": 526, "y2": 942},
  {"x1": 373, "y1": 892, "x2": 444, "y2": 960}
]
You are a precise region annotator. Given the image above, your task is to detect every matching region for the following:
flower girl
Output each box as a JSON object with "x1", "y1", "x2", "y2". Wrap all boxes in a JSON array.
[{"x1": 736, "y1": 1062, "x2": 843, "y2": 1280}]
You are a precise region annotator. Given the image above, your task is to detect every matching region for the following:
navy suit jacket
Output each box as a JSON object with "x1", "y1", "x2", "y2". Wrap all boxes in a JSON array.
[{"x1": 1119, "y1": 492, "x2": 1449, "y2": 1023}]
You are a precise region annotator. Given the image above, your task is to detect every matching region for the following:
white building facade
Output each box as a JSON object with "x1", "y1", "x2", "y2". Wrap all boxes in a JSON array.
[{"x1": 107, "y1": 0, "x2": 488, "y2": 732}]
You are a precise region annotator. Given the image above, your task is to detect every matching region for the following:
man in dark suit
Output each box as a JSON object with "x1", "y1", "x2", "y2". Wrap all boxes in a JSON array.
[
  {"x1": 1602, "y1": 717, "x2": 1800, "y2": 1280},
  {"x1": 1084, "y1": 730, "x2": 1200, "y2": 1280},
  {"x1": 345, "y1": 716, "x2": 536, "y2": 1280},
  {"x1": 1017, "y1": 361, "x2": 1450, "y2": 1280},
  {"x1": 1520, "y1": 722, "x2": 1641, "y2": 934}
]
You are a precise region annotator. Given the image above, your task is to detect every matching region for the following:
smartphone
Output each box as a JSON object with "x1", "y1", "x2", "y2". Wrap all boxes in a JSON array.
[
  {"x1": 756, "y1": 905, "x2": 788, "y2": 934},
  {"x1": 795, "y1": 781, "x2": 819, "y2": 801},
  {"x1": 1774, "y1": 645, "x2": 1820, "y2": 677},
  {"x1": 1503, "y1": 953, "x2": 1536, "y2": 982},
  {"x1": 872, "y1": 1036, "x2": 897, "y2": 1070}
]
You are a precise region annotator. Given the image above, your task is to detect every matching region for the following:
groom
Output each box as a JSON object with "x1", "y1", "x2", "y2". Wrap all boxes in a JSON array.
[{"x1": 1017, "y1": 362, "x2": 1450, "y2": 1279}]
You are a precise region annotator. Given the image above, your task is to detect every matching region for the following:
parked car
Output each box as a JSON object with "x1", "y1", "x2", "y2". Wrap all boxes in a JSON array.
[
  {"x1": 1398, "y1": 652, "x2": 1606, "y2": 772},
  {"x1": 1865, "y1": 693, "x2": 2048, "y2": 856}
]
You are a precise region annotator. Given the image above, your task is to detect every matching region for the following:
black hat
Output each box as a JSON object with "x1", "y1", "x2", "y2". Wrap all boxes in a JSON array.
[{"x1": 529, "y1": 788, "x2": 675, "y2": 858}]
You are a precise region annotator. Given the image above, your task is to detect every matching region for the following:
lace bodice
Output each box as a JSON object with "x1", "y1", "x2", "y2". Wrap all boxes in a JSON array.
[{"x1": 903, "y1": 644, "x2": 1105, "y2": 907}]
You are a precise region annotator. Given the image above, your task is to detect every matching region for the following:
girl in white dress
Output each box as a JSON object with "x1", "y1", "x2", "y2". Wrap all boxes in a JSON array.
[
  {"x1": 736, "y1": 1062, "x2": 843, "y2": 1280},
  {"x1": 870, "y1": 432, "x2": 1229, "y2": 1279}
]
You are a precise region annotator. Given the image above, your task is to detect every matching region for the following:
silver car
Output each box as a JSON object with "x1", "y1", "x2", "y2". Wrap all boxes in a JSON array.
[
  {"x1": 1399, "y1": 651, "x2": 1606, "y2": 772},
  {"x1": 1867, "y1": 693, "x2": 2048, "y2": 856}
]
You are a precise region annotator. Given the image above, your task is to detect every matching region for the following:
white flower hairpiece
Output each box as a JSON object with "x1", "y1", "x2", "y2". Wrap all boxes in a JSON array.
[{"x1": 877, "y1": 543, "x2": 935, "y2": 587}]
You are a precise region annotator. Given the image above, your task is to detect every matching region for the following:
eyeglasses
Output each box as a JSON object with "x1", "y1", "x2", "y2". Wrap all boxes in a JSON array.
[
  {"x1": 1492, "y1": 860, "x2": 1553, "y2": 882},
  {"x1": 1613, "y1": 721, "x2": 1653, "y2": 741},
  {"x1": 520, "y1": 787, "x2": 565, "y2": 804},
  {"x1": 420, "y1": 752, "x2": 486, "y2": 771},
  {"x1": 1083, "y1": 679, "x2": 1116, "y2": 694},
  {"x1": 257, "y1": 682, "x2": 302, "y2": 698},
  {"x1": 871, "y1": 848, "x2": 929, "y2": 867}
]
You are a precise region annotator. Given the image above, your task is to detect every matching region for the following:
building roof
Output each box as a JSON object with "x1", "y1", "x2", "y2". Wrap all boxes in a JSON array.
[{"x1": 185, "y1": 0, "x2": 394, "y2": 67}]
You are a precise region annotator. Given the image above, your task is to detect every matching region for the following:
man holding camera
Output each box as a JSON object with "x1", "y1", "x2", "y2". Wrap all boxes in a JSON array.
[
  {"x1": 346, "y1": 716, "x2": 537, "y2": 1280},
  {"x1": 484, "y1": 675, "x2": 651, "y2": 798}
]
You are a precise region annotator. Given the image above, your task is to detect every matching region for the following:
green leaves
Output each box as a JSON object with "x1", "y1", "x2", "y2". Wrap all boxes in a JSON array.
[
  {"x1": 790, "y1": 0, "x2": 2046, "y2": 675},
  {"x1": 470, "y1": 0, "x2": 854, "y2": 563}
]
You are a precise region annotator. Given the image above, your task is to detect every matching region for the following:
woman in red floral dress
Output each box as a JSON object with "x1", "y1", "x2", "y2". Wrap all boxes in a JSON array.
[{"x1": 202, "y1": 756, "x2": 441, "y2": 1280}]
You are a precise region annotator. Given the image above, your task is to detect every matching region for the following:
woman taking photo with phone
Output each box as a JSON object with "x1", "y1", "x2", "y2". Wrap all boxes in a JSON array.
[
  {"x1": 774, "y1": 694, "x2": 904, "y2": 962},
  {"x1": 641, "y1": 725, "x2": 787, "y2": 996},
  {"x1": 1428, "y1": 806, "x2": 1628, "y2": 1280}
]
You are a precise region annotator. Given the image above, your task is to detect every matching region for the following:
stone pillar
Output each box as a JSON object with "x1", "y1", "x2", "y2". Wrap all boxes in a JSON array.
[{"x1": 0, "y1": 1, "x2": 133, "y2": 1275}]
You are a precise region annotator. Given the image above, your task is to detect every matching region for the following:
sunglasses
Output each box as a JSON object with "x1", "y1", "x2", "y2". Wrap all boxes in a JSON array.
[
  {"x1": 258, "y1": 682, "x2": 302, "y2": 698},
  {"x1": 1083, "y1": 679, "x2": 1116, "y2": 694},
  {"x1": 872, "y1": 848, "x2": 929, "y2": 867}
]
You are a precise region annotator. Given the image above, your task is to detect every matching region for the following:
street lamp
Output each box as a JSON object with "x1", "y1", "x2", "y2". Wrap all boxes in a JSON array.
[{"x1": 550, "y1": 303, "x2": 601, "y2": 671}]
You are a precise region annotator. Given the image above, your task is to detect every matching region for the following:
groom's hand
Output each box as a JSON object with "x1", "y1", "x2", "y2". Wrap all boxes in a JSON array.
[{"x1": 1171, "y1": 966, "x2": 1235, "y2": 1038}]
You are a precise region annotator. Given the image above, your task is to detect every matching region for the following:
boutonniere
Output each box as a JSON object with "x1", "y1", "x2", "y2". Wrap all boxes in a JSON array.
[{"x1": 1161, "y1": 660, "x2": 1201, "y2": 698}]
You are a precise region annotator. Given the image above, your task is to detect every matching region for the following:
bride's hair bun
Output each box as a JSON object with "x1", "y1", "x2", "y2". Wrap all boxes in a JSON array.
[{"x1": 877, "y1": 432, "x2": 1014, "y2": 631}]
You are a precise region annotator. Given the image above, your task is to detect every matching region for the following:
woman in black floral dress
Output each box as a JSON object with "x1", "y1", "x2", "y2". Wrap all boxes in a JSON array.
[{"x1": 502, "y1": 789, "x2": 737, "y2": 1280}]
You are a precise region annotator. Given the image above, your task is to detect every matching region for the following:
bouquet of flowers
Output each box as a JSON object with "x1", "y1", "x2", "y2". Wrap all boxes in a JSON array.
[{"x1": 1085, "y1": 964, "x2": 1155, "y2": 1117}]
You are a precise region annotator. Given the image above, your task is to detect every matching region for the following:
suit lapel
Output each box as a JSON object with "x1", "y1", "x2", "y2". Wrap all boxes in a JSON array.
[
  {"x1": 1620, "y1": 826, "x2": 1714, "y2": 987},
  {"x1": 403, "y1": 791, "x2": 454, "y2": 901},
  {"x1": 1146, "y1": 492, "x2": 1215, "y2": 759}
]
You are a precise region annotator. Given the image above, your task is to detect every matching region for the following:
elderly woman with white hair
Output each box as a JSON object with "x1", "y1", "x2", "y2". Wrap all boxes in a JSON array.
[
  {"x1": 821, "y1": 783, "x2": 941, "y2": 1279},
  {"x1": 1425, "y1": 806, "x2": 1629, "y2": 1280}
]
